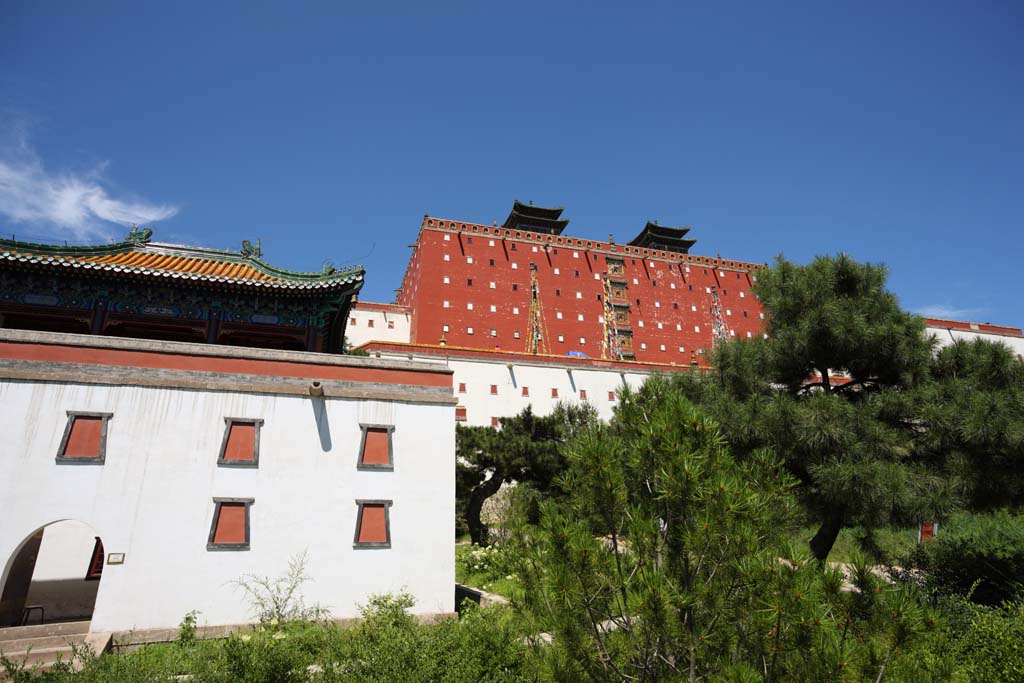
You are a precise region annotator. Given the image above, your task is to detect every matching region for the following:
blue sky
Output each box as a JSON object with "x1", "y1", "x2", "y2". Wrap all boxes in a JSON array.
[{"x1": 2, "y1": 1, "x2": 1021, "y2": 324}]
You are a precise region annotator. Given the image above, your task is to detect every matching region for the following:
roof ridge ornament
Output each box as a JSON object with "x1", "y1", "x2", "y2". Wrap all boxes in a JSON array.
[
  {"x1": 125, "y1": 225, "x2": 153, "y2": 246},
  {"x1": 241, "y1": 239, "x2": 263, "y2": 259}
]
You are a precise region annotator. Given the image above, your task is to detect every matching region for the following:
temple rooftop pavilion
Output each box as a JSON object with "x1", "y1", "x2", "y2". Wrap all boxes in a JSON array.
[
  {"x1": 501, "y1": 200, "x2": 571, "y2": 235},
  {"x1": 627, "y1": 221, "x2": 698, "y2": 254},
  {"x1": 0, "y1": 227, "x2": 364, "y2": 352}
]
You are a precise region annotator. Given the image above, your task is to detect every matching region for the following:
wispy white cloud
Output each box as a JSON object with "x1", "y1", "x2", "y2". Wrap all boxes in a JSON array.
[
  {"x1": 914, "y1": 304, "x2": 989, "y2": 321},
  {"x1": 0, "y1": 123, "x2": 178, "y2": 241}
]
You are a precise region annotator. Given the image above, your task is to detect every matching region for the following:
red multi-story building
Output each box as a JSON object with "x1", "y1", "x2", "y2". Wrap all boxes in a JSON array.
[{"x1": 394, "y1": 201, "x2": 767, "y2": 366}]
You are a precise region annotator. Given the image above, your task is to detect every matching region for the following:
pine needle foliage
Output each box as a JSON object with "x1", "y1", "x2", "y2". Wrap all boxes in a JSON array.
[
  {"x1": 510, "y1": 377, "x2": 938, "y2": 682},
  {"x1": 671, "y1": 254, "x2": 1024, "y2": 561}
]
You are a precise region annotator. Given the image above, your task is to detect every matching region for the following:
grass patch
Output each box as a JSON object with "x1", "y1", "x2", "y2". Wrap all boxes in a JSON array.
[{"x1": 787, "y1": 524, "x2": 920, "y2": 564}]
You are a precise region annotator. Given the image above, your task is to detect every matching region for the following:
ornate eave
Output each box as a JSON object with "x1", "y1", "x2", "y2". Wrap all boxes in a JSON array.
[{"x1": 0, "y1": 228, "x2": 364, "y2": 292}]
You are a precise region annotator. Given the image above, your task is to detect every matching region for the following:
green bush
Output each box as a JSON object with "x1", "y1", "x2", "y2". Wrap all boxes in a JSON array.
[{"x1": 916, "y1": 511, "x2": 1024, "y2": 605}]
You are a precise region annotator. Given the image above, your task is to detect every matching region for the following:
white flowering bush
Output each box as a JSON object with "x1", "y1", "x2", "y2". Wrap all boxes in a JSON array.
[{"x1": 456, "y1": 543, "x2": 517, "y2": 585}]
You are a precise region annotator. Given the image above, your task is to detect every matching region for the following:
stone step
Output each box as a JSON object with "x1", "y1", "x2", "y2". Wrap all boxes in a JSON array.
[
  {"x1": 0, "y1": 633, "x2": 86, "y2": 654},
  {"x1": 0, "y1": 620, "x2": 90, "y2": 641},
  {"x1": 0, "y1": 644, "x2": 76, "y2": 670}
]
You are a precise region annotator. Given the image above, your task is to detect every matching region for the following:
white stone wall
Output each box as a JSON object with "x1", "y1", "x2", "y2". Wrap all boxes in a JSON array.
[
  {"x1": 370, "y1": 350, "x2": 659, "y2": 426},
  {"x1": 926, "y1": 325, "x2": 1024, "y2": 360},
  {"x1": 346, "y1": 307, "x2": 412, "y2": 348},
  {"x1": 0, "y1": 380, "x2": 454, "y2": 633}
]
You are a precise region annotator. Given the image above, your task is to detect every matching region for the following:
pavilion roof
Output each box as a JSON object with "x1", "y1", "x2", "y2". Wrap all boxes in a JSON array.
[
  {"x1": 0, "y1": 227, "x2": 364, "y2": 291},
  {"x1": 627, "y1": 221, "x2": 697, "y2": 253},
  {"x1": 501, "y1": 200, "x2": 569, "y2": 235}
]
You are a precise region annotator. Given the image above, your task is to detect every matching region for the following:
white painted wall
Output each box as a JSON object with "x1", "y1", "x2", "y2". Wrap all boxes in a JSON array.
[
  {"x1": 31, "y1": 521, "x2": 98, "y2": 582},
  {"x1": 927, "y1": 325, "x2": 1024, "y2": 360},
  {"x1": 370, "y1": 350, "x2": 657, "y2": 426},
  {"x1": 346, "y1": 307, "x2": 412, "y2": 348},
  {"x1": 0, "y1": 380, "x2": 454, "y2": 632}
]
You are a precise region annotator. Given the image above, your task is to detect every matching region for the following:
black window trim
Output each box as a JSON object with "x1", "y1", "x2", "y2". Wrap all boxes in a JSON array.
[
  {"x1": 217, "y1": 417, "x2": 264, "y2": 468},
  {"x1": 357, "y1": 423, "x2": 395, "y2": 471},
  {"x1": 353, "y1": 499, "x2": 393, "y2": 549},
  {"x1": 207, "y1": 497, "x2": 254, "y2": 551},
  {"x1": 56, "y1": 411, "x2": 113, "y2": 465}
]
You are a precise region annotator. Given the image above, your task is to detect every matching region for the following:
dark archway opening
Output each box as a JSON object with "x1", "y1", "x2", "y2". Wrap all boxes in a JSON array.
[{"x1": 0, "y1": 522, "x2": 103, "y2": 627}]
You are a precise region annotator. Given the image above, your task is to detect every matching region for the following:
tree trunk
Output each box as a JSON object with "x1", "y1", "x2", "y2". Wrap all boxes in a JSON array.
[
  {"x1": 809, "y1": 510, "x2": 845, "y2": 561},
  {"x1": 467, "y1": 471, "x2": 505, "y2": 546}
]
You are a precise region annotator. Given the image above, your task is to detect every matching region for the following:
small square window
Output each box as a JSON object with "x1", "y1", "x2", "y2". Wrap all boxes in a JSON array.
[
  {"x1": 388, "y1": 320, "x2": 395, "y2": 329},
  {"x1": 522, "y1": 386, "x2": 530, "y2": 397},
  {"x1": 467, "y1": 302, "x2": 474, "y2": 310},
  {"x1": 208, "y1": 498, "x2": 253, "y2": 551},
  {"x1": 513, "y1": 307, "x2": 520, "y2": 315},
  {"x1": 657, "y1": 323, "x2": 663, "y2": 330},
  {"x1": 442, "y1": 324, "x2": 450, "y2": 332},
  {"x1": 513, "y1": 330, "x2": 521, "y2": 339},
  {"x1": 467, "y1": 327, "x2": 474, "y2": 335},
  {"x1": 557, "y1": 312, "x2": 563, "y2": 320},
  {"x1": 573, "y1": 251, "x2": 579, "y2": 258},
  {"x1": 579, "y1": 337, "x2": 586, "y2": 344},
  {"x1": 458, "y1": 382, "x2": 466, "y2": 393},
  {"x1": 579, "y1": 389, "x2": 588, "y2": 400},
  {"x1": 551, "y1": 388, "x2": 559, "y2": 398},
  {"x1": 443, "y1": 300, "x2": 450, "y2": 308},
  {"x1": 512, "y1": 262, "x2": 518, "y2": 270},
  {"x1": 491, "y1": 417, "x2": 499, "y2": 427},
  {"x1": 488, "y1": 240, "x2": 495, "y2": 247},
  {"x1": 575, "y1": 292, "x2": 582, "y2": 299},
  {"x1": 558, "y1": 335, "x2": 565, "y2": 342},
  {"x1": 358, "y1": 424, "x2": 394, "y2": 471},
  {"x1": 555, "y1": 289, "x2": 561, "y2": 296},
  {"x1": 353, "y1": 500, "x2": 392, "y2": 548},
  {"x1": 467, "y1": 279, "x2": 473, "y2": 286},
  {"x1": 608, "y1": 391, "x2": 616, "y2": 401},
  {"x1": 56, "y1": 412, "x2": 113, "y2": 465},
  {"x1": 367, "y1": 319, "x2": 375, "y2": 328},
  {"x1": 691, "y1": 305, "x2": 697, "y2": 312},
  {"x1": 489, "y1": 282, "x2": 496, "y2": 289},
  {"x1": 660, "y1": 344, "x2": 666, "y2": 351},
  {"x1": 489, "y1": 304, "x2": 497, "y2": 312},
  {"x1": 532, "y1": 246, "x2": 538, "y2": 253},
  {"x1": 511, "y1": 243, "x2": 517, "y2": 251},
  {"x1": 577, "y1": 313, "x2": 584, "y2": 321},
  {"x1": 455, "y1": 406, "x2": 467, "y2": 422},
  {"x1": 467, "y1": 237, "x2": 473, "y2": 244},
  {"x1": 443, "y1": 276, "x2": 450, "y2": 284},
  {"x1": 350, "y1": 317, "x2": 357, "y2": 325},
  {"x1": 444, "y1": 234, "x2": 451, "y2": 241},
  {"x1": 655, "y1": 301, "x2": 661, "y2": 308},
  {"x1": 443, "y1": 254, "x2": 451, "y2": 262},
  {"x1": 490, "y1": 329, "x2": 497, "y2": 337},
  {"x1": 512, "y1": 284, "x2": 519, "y2": 291},
  {"x1": 490, "y1": 384, "x2": 498, "y2": 395},
  {"x1": 467, "y1": 257, "x2": 474, "y2": 264},
  {"x1": 694, "y1": 325, "x2": 701, "y2": 333},
  {"x1": 641, "y1": 343, "x2": 647, "y2": 350},
  {"x1": 554, "y1": 268, "x2": 560, "y2": 275},
  {"x1": 218, "y1": 418, "x2": 263, "y2": 467}
]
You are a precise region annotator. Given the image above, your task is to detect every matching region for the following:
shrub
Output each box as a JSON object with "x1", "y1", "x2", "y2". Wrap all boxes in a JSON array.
[
  {"x1": 456, "y1": 543, "x2": 516, "y2": 583},
  {"x1": 915, "y1": 511, "x2": 1024, "y2": 605},
  {"x1": 953, "y1": 600, "x2": 1024, "y2": 683}
]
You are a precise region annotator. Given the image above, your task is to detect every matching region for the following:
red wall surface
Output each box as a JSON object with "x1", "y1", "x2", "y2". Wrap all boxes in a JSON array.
[{"x1": 397, "y1": 217, "x2": 767, "y2": 366}]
